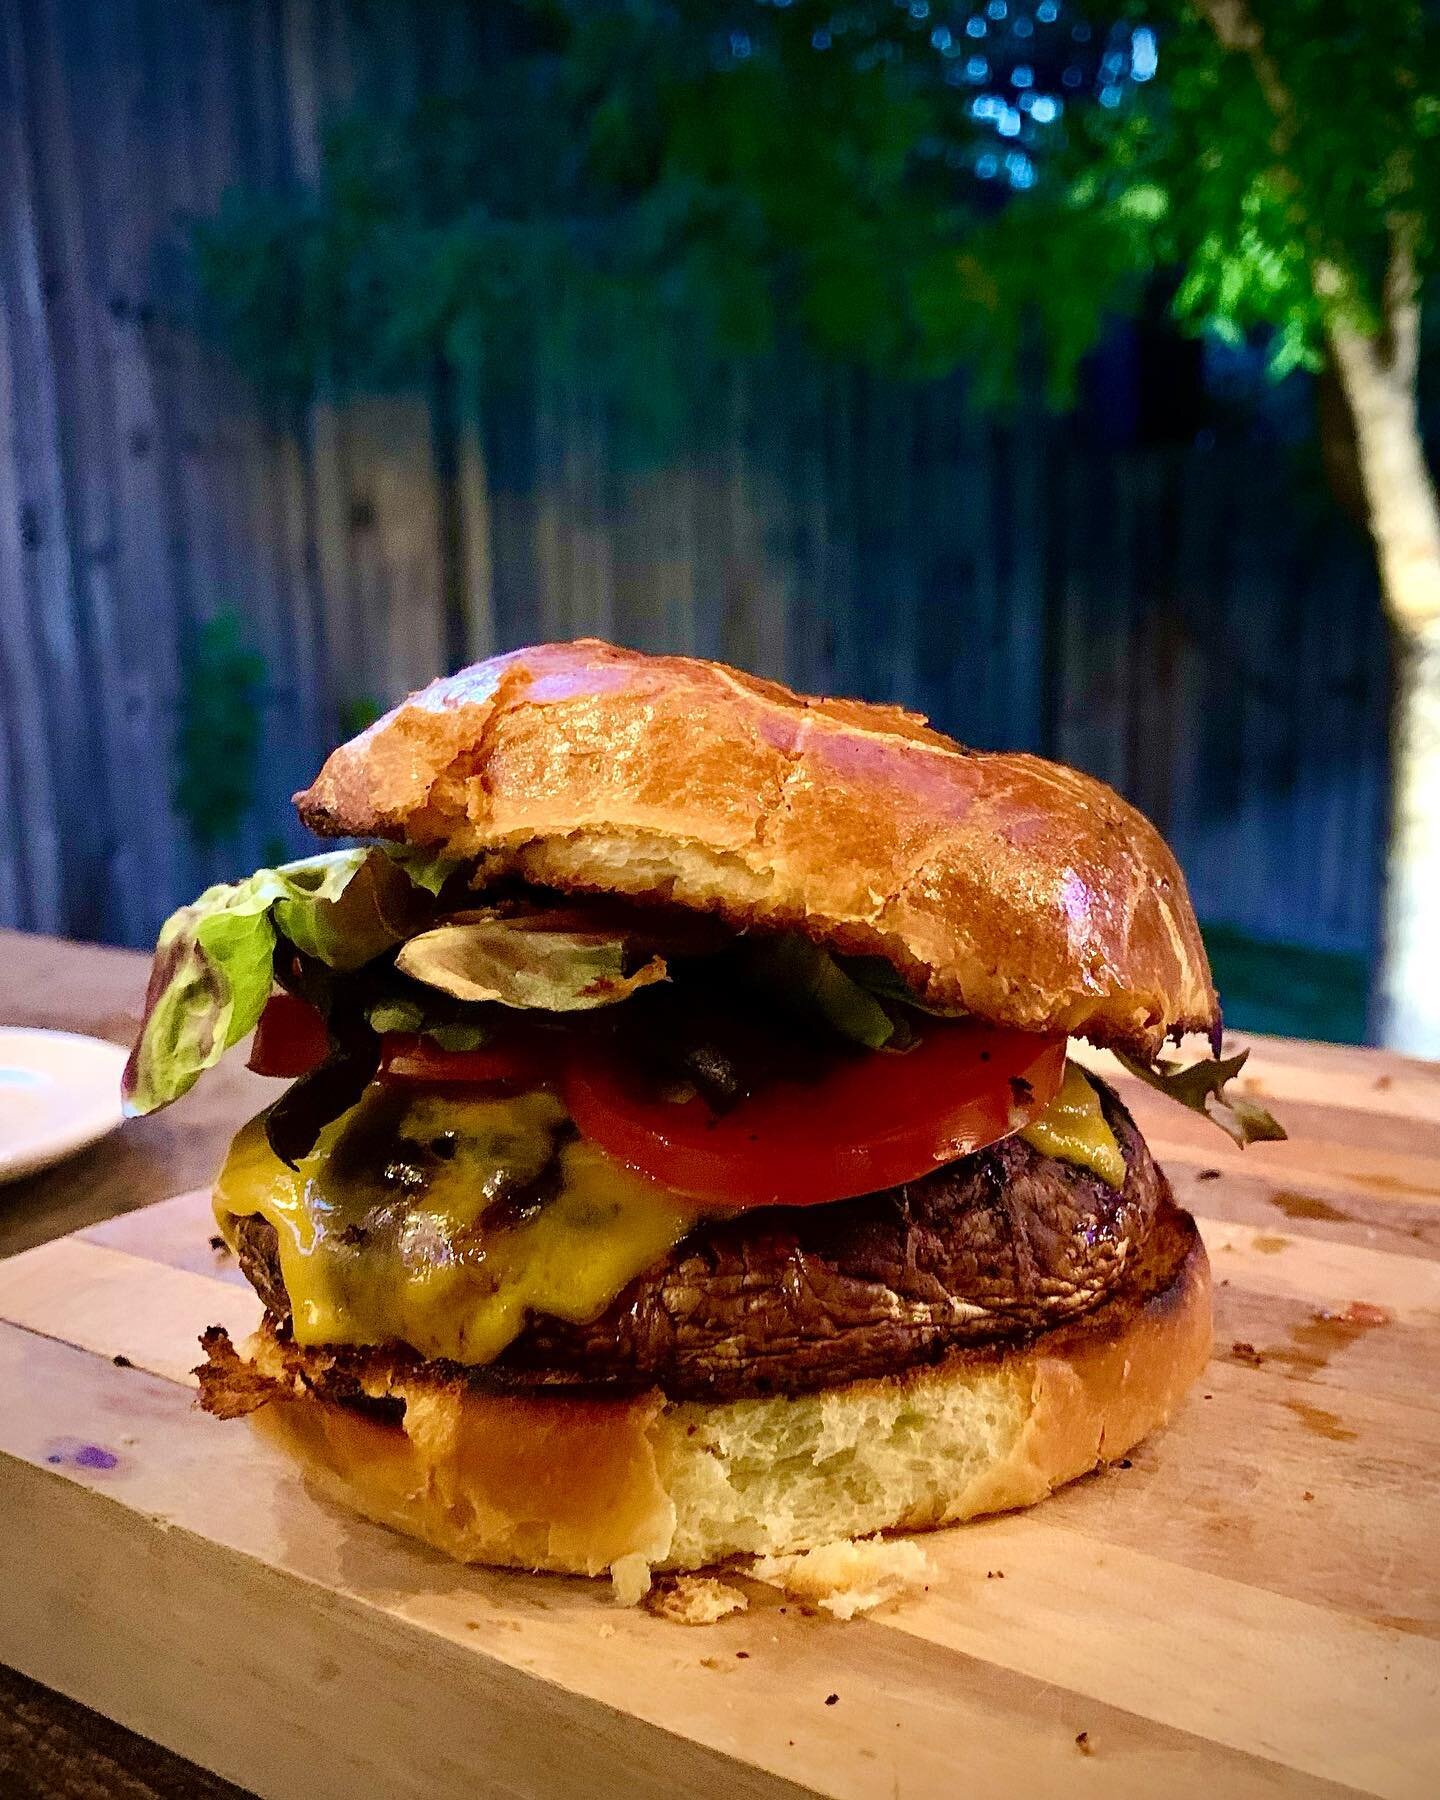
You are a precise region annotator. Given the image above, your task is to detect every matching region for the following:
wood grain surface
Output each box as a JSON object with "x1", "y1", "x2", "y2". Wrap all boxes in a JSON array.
[{"x1": 2, "y1": 929, "x2": 1438, "y2": 1799}]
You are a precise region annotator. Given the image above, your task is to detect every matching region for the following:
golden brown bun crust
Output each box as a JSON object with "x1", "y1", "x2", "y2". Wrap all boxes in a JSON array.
[
  {"x1": 204, "y1": 1204, "x2": 1211, "y2": 1586},
  {"x1": 295, "y1": 640, "x2": 1216, "y2": 1055}
]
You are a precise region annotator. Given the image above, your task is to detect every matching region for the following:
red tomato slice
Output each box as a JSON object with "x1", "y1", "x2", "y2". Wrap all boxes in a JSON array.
[
  {"x1": 378, "y1": 1032, "x2": 548, "y2": 1088},
  {"x1": 248, "y1": 993, "x2": 330, "y2": 1078},
  {"x1": 562, "y1": 1020, "x2": 1066, "y2": 1209},
  {"x1": 249, "y1": 993, "x2": 551, "y2": 1088}
]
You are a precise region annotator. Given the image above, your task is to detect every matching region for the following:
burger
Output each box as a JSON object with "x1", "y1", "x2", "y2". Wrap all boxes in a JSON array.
[{"x1": 125, "y1": 639, "x2": 1281, "y2": 1599}]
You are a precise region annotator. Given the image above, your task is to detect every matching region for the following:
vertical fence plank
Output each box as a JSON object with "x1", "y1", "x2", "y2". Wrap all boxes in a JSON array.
[
  {"x1": 0, "y1": 3, "x2": 73, "y2": 932},
  {"x1": 453, "y1": 400, "x2": 498, "y2": 667},
  {"x1": 1164, "y1": 437, "x2": 1223, "y2": 922},
  {"x1": 1229, "y1": 446, "x2": 1291, "y2": 945},
  {"x1": 0, "y1": 285, "x2": 62, "y2": 935},
  {"x1": 71, "y1": 0, "x2": 188, "y2": 931},
  {"x1": 0, "y1": 644, "x2": 21, "y2": 928},
  {"x1": 1054, "y1": 434, "x2": 1115, "y2": 783},
  {"x1": 999, "y1": 400, "x2": 1048, "y2": 754},
  {"x1": 819, "y1": 369, "x2": 862, "y2": 700},
  {"x1": 341, "y1": 397, "x2": 447, "y2": 706},
  {"x1": 782, "y1": 359, "x2": 828, "y2": 697}
]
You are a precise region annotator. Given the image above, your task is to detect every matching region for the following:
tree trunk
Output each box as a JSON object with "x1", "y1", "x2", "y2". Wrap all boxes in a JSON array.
[
  {"x1": 1380, "y1": 611, "x2": 1440, "y2": 1052},
  {"x1": 1327, "y1": 316, "x2": 1440, "y2": 1054}
]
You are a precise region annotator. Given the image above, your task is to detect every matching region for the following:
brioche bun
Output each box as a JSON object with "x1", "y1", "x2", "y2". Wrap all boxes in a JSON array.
[
  {"x1": 295, "y1": 640, "x2": 1216, "y2": 1058},
  {"x1": 213, "y1": 1204, "x2": 1209, "y2": 1592}
]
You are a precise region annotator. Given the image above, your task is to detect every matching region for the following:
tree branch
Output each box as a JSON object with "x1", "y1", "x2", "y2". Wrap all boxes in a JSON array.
[{"x1": 1191, "y1": 0, "x2": 1298, "y2": 157}]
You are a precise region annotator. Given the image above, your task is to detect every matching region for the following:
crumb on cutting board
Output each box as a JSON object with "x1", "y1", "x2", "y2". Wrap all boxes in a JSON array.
[
  {"x1": 645, "y1": 1576, "x2": 749, "y2": 1626},
  {"x1": 611, "y1": 1533, "x2": 929, "y2": 1621},
  {"x1": 751, "y1": 1536, "x2": 931, "y2": 1620}
]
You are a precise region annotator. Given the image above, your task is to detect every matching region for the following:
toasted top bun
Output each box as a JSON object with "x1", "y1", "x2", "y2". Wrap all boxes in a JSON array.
[{"x1": 295, "y1": 639, "x2": 1217, "y2": 1056}]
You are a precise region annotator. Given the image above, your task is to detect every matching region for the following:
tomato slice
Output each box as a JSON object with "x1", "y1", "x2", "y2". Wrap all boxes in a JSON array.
[
  {"x1": 562, "y1": 1019, "x2": 1066, "y2": 1209},
  {"x1": 252, "y1": 990, "x2": 1066, "y2": 1212},
  {"x1": 378, "y1": 1031, "x2": 548, "y2": 1088},
  {"x1": 249, "y1": 992, "x2": 552, "y2": 1088},
  {"x1": 248, "y1": 993, "x2": 330, "y2": 1078}
]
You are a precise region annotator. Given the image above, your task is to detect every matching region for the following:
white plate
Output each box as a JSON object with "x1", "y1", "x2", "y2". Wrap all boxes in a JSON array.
[{"x1": 0, "y1": 1028, "x2": 129, "y2": 1184}]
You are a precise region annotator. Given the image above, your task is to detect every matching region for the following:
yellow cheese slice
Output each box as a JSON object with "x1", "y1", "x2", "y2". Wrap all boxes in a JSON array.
[
  {"x1": 215, "y1": 1086, "x2": 700, "y2": 1365},
  {"x1": 1019, "y1": 1062, "x2": 1125, "y2": 1188}
]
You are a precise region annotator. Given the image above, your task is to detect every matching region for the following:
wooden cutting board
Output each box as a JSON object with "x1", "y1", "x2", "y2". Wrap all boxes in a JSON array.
[{"x1": 2, "y1": 1039, "x2": 1439, "y2": 1800}]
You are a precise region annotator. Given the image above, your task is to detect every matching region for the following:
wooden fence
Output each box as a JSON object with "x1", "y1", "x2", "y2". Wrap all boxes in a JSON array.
[{"x1": 0, "y1": 0, "x2": 1390, "y2": 960}]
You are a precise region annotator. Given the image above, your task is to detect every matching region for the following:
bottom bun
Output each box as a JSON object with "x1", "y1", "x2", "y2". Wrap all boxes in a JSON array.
[{"x1": 240, "y1": 1203, "x2": 1210, "y2": 1592}]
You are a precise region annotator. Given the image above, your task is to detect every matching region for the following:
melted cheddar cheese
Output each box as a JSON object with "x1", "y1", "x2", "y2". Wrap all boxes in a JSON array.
[
  {"x1": 214, "y1": 1086, "x2": 701, "y2": 1365},
  {"x1": 1019, "y1": 1062, "x2": 1125, "y2": 1188}
]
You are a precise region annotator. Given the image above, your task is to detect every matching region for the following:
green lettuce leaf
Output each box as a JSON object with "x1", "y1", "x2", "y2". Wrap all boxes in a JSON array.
[
  {"x1": 274, "y1": 848, "x2": 431, "y2": 970},
  {"x1": 740, "y1": 937, "x2": 896, "y2": 1050},
  {"x1": 365, "y1": 997, "x2": 427, "y2": 1035},
  {"x1": 379, "y1": 842, "x2": 461, "y2": 897},
  {"x1": 365, "y1": 996, "x2": 489, "y2": 1051},
  {"x1": 842, "y1": 955, "x2": 967, "y2": 1019},
  {"x1": 123, "y1": 848, "x2": 436, "y2": 1116},
  {"x1": 395, "y1": 910, "x2": 669, "y2": 1010},
  {"x1": 1115, "y1": 1048, "x2": 1287, "y2": 1149}
]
